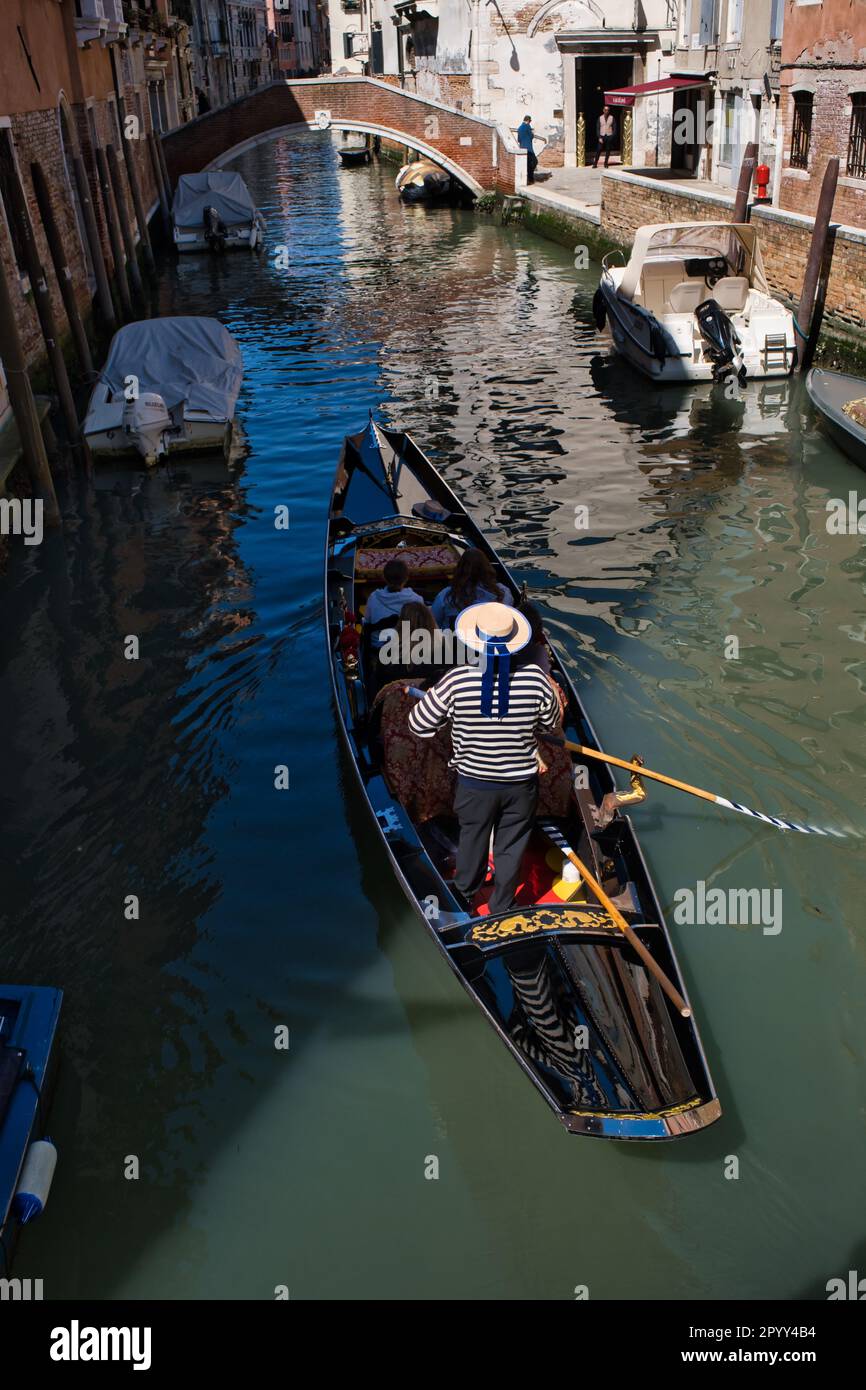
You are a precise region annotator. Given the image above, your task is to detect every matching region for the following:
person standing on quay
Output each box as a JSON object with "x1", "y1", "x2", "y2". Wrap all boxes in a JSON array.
[
  {"x1": 517, "y1": 115, "x2": 538, "y2": 185},
  {"x1": 593, "y1": 106, "x2": 616, "y2": 168}
]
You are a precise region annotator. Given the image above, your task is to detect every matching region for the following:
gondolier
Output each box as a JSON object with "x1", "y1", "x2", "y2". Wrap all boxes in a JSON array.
[{"x1": 408, "y1": 602, "x2": 559, "y2": 915}]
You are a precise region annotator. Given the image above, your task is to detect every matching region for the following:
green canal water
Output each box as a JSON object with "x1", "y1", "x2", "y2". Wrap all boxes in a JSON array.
[{"x1": 3, "y1": 132, "x2": 865, "y2": 1300}]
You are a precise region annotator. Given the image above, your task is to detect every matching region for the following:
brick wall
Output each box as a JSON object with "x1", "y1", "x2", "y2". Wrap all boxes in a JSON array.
[
  {"x1": 602, "y1": 172, "x2": 866, "y2": 331},
  {"x1": 2, "y1": 103, "x2": 113, "y2": 370},
  {"x1": 162, "y1": 78, "x2": 519, "y2": 194},
  {"x1": 601, "y1": 176, "x2": 733, "y2": 246},
  {"x1": 778, "y1": 0, "x2": 866, "y2": 228},
  {"x1": 779, "y1": 76, "x2": 866, "y2": 228}
]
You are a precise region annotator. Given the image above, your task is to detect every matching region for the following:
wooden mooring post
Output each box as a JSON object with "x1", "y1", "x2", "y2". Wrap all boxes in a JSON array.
[
  {"x1": 72, "y1": 153, "x2": 115, "y2": 329},
  {"x1": 31, "y1": 160, "x2": 94, "y2": 379},
  {"x1": 106, "y1": 143, "x2": 144, "y2": 300},
  {"x1": 795, "y1": 157, "x2": 839, "y2": 372},
  {"x1": 3, "y1": 157, "x2": 81, "y2": 448},
  {"x1": 95, "y1": 144, "x2": 133, "y2": 320},
  {"x1": 148, "y1": 131, "x2": 171, "y2": 233},
  {"x1": 0, "y1": 251, "x2": 61, "y2": 526},
  {"x1": 732, "y1": 142, "x2": 758, "y2": 223}
]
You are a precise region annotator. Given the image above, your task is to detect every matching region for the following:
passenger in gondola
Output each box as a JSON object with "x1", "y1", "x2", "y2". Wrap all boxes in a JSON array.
[
  {"x1": 431, "y1": 548, "x2": 512, "y2": 630},
  {"x1": 409, "y1": 601, "x2": 560, "y2": 915},
  {"x1": 378, "y1": 601, "x2": 445, "y2": 685},
  {"x1": 363, "y1": 558, "x2": 425, "y2": 647},
  {"x1": 519, "y1": 600, "x2": 552, "y2": 673},
  {"x1": 373, "y1": 604, "x2": 455, "y2": 823}
]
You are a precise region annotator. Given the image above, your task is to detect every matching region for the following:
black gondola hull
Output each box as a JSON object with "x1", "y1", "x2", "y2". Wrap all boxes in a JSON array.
[{"x1": 325, "y1": 421, "x2": 722, "y2": 1139}]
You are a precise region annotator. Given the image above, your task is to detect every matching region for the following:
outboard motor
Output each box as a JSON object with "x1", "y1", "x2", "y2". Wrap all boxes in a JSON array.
[
  {"x1": 203, "y1": 204, "x2": 228, "y2": 253},
  {"x1": 695, "y1": 298, "x2": 747, "y2": 384},
  {"x1": 122, "y1": 392, "x2": 171, "y2": 466}
]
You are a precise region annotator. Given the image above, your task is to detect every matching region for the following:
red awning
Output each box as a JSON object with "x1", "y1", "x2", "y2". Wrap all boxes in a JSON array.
[{"x1": 603, "y1": 78, "x2": 710, "y2": 108}]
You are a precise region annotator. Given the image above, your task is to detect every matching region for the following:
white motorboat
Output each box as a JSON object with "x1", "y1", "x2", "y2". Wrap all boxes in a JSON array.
[
  {"x1": 594, "y1": 222, "x2": 796, "y2": 384},
  {"x1": 171, "y1": 171, "x2": 265, "y2": 253},
  {"x1": 83, "y1": 316, "x2": 244, "y2": 466}
]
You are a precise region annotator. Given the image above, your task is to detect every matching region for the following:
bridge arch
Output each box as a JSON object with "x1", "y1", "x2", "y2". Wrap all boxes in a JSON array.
[
  {"x1": 208, "y1": 119, "x2": 487, "y2": 196},
  {"x1": 161, "y1": 78, "x2": 522, "y2": 199}
]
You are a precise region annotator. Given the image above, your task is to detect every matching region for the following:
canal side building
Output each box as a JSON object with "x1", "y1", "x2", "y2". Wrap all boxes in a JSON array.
[
  {"x1": 0, "y1": 2, "x2": 195, "y2": 449},
  {"x1": 327, "y1": 1, "x2": 685, "y2": 167},
  {"x1": 778, "y1": 0, "x2": 866, "y2": 228},
  {"x1": 664, "y1": 1, "x2": 785, "y2": 189},
  {"x1": 189, "y1": 1, "x2": 274, "y2": 108},
  {"x1": 266, "y1": 0, "x2": 328, "y2": 78}
]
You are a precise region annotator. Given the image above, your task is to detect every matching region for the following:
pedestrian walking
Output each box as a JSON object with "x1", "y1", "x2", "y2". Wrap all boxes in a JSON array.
[{"x1": 517, "y1": 114, "x2": 538, "y2": 185}]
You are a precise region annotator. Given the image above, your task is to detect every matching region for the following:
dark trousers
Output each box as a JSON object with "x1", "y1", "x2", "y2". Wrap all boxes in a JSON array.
[
  {"x1": 593, "y1": 135, "x2": 614, "y2": 168},
  {"x1": 454, "y1": 774, "x2": 539, "y2": 917},
  {"x1": 527, "y1": 150, "x2": 538, "y2": 184}
]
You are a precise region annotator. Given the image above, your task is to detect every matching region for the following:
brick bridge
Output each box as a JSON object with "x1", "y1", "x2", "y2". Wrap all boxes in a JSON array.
[{"x1": 161, "y1": 78, "x2": 525, "y2": 197}]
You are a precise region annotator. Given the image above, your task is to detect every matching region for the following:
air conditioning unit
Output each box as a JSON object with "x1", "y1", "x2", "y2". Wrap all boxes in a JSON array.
[{"x1": 75, "y1": 0, "x2": 108, "y2": 47}]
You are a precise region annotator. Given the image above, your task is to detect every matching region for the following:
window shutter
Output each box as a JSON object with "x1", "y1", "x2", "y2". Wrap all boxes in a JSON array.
[{"x1": 371, "y1": 30, "x2": 384, "y2": 75}]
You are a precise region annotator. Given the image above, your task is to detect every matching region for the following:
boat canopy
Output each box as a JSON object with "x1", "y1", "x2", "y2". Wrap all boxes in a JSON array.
[
  {"x1": 172, "y1": 171, "x2": 258, "y2": 228},
  {"x1": 100, "y1": 316, "x2": 244, "y2": 418},
  {"x1": 619, "y1": 222, "x2": 770, "y2": 302}
]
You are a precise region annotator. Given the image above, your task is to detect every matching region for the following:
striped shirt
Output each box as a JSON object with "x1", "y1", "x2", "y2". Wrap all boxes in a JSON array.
[{"x1": 408, "y1": 662, "x2": 559, "y2": 781}]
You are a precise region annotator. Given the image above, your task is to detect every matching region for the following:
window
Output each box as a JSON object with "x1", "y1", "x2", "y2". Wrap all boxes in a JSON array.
[
  {"x1": 699, "y1": 0, "x2": 720, "y2": 46},
  {"x1": 847, "y1": 93, "x2": 866, "y2": 179},
  {"x1": 728, "y1": 0, "x2": 743, "y2": 41},
  {"x1": 790, "y1": 90, "x2": 813, "y2": 169},
  {"x1": 770, "y1": 0, "x2": 784, "y2": 42},
  {"x1": 0, "y1": 129, "x2": 29, "y2": 275}
]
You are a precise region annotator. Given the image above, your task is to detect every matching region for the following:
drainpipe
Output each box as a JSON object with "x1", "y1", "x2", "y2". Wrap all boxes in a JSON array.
[
  {"x1": 470, "y1": 0, "x2": 481, "y2": 116},
  {"x1": 772, "y1": 102, "x2": 784, "y2": 207}
]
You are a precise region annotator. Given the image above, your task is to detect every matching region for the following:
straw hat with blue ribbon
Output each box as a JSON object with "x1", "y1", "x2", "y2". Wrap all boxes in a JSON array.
[{"x1": 455, "y1": 601, "x2": 531, "y2": 718}]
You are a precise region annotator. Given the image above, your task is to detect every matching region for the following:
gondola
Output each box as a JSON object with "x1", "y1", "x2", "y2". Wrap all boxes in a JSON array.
[
  {"x1": 806, "y1": 366, "x2": 866, "y2": 472},
  {"x1": 326, "y1": 419, "x2": 721, "y2": 1139}
]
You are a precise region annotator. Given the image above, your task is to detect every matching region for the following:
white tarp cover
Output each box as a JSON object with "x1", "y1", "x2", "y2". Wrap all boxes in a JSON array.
[
  {"x1": 172, "y1": 171, "x2": 258, "y2": 228},
  {"x1": 101, "y1": 317, "x2": 243, "y2": 418}
]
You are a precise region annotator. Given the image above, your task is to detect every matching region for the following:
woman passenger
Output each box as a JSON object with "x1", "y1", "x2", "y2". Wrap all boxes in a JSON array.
[{"x1": 431, "y1": 548, "x2": 512, "y2": 630}]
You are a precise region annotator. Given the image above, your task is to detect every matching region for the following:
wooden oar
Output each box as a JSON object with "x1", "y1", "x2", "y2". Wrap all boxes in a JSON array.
[
  {"x1": 539, "y1": 821, "x2": 692, "y2": 1019},
  {"x1": 543, "y1": 736, "x2": 846, "y2": 839}
]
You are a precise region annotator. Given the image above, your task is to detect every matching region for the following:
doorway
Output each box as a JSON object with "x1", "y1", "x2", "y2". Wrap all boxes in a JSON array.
[{"x1": 577, "y1": 55, "x2": 634, "y2": 163}]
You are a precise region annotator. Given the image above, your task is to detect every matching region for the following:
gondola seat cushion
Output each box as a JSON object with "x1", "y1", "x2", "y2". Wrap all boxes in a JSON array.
[{"x1": 356, "y1": 545, "x2": 457, "y2": 582}]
